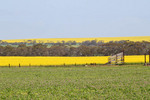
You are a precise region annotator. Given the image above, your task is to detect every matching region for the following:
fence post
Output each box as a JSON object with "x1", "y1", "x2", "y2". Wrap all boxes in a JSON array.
[
  {"x1": 149, "y1": 50, "x2": 150, "y2": 63},
  {"x1": 19, "y1": 63, "x2": 21, "y2": 67},
  {"x1": 9, "y1": 64, "x2": 10, "y2": 68},
  {"x1": 123, "y1": 50, "x2": 125, "y2": 64},
  {"x1": 108, "y1": 57, "x2": 111, "y2": 64},
  {"x1": 115, "y1": 55, "x2": 118, "y2": 64},
  {"x1": 144, "y1": 54, "x2": 147, "y2": 64}
]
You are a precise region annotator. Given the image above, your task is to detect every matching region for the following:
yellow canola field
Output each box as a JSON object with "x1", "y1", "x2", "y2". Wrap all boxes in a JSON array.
[
  {"x1": 3, "y1": 36, "x2": 150, "y2": 43},
  {"x1": 0, "y1": 55, "x2": 149, "y2": 67},
  {"x1": 0, "y1": 56, "x2": 108, "y2": 66},
  {"x1": 125, "y1": 55, "x2": 149, "y2": 63}
]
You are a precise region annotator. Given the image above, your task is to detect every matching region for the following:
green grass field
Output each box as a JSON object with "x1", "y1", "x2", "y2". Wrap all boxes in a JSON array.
[{"x1": 0, "y1": 65, "x2": 150, "y2": 99}]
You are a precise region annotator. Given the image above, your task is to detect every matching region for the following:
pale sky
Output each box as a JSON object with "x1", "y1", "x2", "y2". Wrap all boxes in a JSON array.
[{"x1": 0, "y1": 0, "x2": 150, "y2": 39}]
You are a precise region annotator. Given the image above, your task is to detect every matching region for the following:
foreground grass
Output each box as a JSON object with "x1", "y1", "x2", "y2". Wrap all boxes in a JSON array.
[{"x1": 0, "y1": 65, "x2": 150, "y2": 99}]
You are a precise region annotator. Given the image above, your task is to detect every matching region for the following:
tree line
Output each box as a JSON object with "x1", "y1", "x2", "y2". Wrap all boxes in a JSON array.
[{"x1": 0, "y1": 40, "x2": 149, "y2": 56}]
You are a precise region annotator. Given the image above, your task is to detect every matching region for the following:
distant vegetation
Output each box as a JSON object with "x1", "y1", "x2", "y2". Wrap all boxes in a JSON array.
[
  {"x1": 0, "y1": 40, "x2": 150, "y2": 56},
  {"x1": 3, "y1": 36, "x2": 150, "y2": 43}
]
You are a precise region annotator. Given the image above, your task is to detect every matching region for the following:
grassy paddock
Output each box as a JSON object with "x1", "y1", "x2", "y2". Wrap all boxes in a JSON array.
[{"x1": 0, "y1": 65, "x2": 150, "y2": 99}]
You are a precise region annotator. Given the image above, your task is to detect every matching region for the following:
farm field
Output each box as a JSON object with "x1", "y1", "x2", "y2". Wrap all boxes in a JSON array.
[
  {"x1": 0, "y1": 65, "x2": 150, "y2": 99},
  {"x1": 3, "y1": 36, "x2": 150, "y2": 43},
  {"x1": 0, "y1": 55, "x2": 149, "y2": 67},
  {"x1": 0, "y1": 56, "x2": 108, "y2": 66}
]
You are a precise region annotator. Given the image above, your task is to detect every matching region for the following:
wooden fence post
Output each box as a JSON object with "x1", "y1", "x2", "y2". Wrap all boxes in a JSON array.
[
  {"x1": 108, "y1": 57, "x2": 111, "y2": 64},
  {"x1": 144, "y1": 54, "x2": 147, "y2": 64},
  {"x1": 19, "y1": 63, "x2": 21, "y2": 67},
  {"x1": 123, "y1": 50, "x2": 125, "y2": 64},
  {"x1": 9, "y1": 64, "x2": 10, "y2": 68},
  {"x1": 116, "y1": 55, "x2": 118, "y2": 64},
  {"x1": 149, "y1": 50, "x2": 150, "y2": 63}
]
